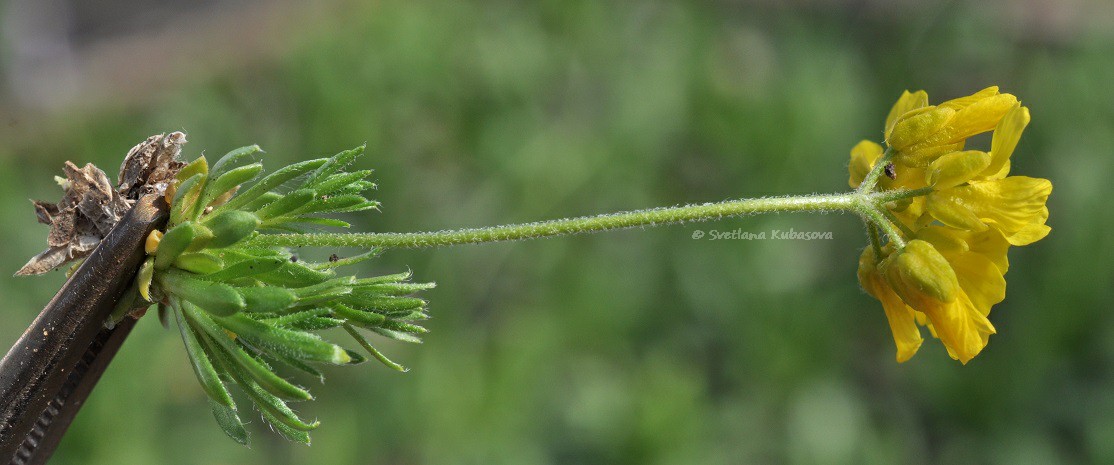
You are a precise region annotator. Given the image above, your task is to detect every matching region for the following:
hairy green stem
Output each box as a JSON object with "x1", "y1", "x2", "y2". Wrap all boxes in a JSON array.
[
  {"x1": 867, "y1": 223, "x2": 884, "y2": 261},
  {"x1": 245, "y1": 194, "x2": 859, "y2": 249},
  {"x1": 242, "y1": 186, "x2": 933, "y2": 251},
  {"x1": 858, "y1": 207, "x2": 906, "y2": 249}
]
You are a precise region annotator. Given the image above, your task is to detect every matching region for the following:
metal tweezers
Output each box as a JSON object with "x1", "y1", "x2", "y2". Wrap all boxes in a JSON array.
[{"x1": 0, "y1": 195, "x2": 167, "y2": 465}]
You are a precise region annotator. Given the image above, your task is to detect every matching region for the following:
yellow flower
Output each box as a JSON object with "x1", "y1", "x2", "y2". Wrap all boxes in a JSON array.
[
  {"x1": 853, "y1": 86, "x2": 1049, "y2": 364},
  {"x1": 886, "y1": 87, "x2": 1019, "y2": 167},
  {"x1": 859, "y1": 230, "x2": 1005, "y2": 364}
]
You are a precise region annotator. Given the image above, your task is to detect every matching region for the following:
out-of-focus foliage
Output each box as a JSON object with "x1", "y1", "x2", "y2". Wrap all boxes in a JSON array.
[{"x1": 0, "y1": 1, "x2": 1111, "y2": 464}]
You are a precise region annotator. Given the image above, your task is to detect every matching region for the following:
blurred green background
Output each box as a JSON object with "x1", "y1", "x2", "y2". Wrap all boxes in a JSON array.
[{"x1": 0, "y1": 1, "x2": 1111, "y2": 464}]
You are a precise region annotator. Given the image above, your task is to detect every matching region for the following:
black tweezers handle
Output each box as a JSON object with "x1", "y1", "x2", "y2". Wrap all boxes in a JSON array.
[{"x1": 0, "y1": 194, "x2": 168, "y2": 464}]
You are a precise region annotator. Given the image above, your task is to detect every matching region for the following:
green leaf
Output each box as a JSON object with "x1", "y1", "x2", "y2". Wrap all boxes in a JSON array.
[
  {"x1": 261, "y1": 308, "x2": 329, "y2": 326},
  {"x1": 330, "y1": 303, "x2": 386, "y2": 328},
  {"x1": 340, "y1": 294, "x2": 426, "y2": 313},
  {"x1": 286, "y1": 194, "x2": 369, "y2": 216},
  {"x1": 174, "y1": 252, "x2": 225, "y2": 274},
  {"x1": 173, "y1": 300, "x2": 236, "y2": 408},
  {"x1": 242, "y1": 192, "x2": 283, "y2": 211},
  {"x1": 236, "y1": 286, "x2": 298, "y2": 314},
  {"x1": 210, "y1": 399, "x2": 249, "y2": 446},
  {"x1": 186, "y1": 303, "x2": 313, "y2": 402},
  {"x1": 214, "y1": 313, "x2": 352, "y2": 365},
  {"x1": 280, "y1": 217, "x2": 351, "y2": 229},
  {"x1": 255, "y1": 189, "x2": 317, "y2": 220},
  {"x1": 355, "y1": 281, "x2": 436, "y2": 296},
  {"x1": 379, "y1": 320, "x2": 428, "y2": 335},
  {"x1": 203, "y1": 257, "x2": 287, "y2": 281},
  {"x1": 309, "y1": 249, "x2": 381, "y2": 271},
  {"x1": 154, "y1": 222, "x2": 196, "y2": 270},
  {"x1": 209, "y1": 145, "x2": 262, "y2": 180},
  {"x1": 259, "y1": 409, "x2": 312, "y2": 444},
  {"x1": 343, "y1": 324, "x2": 407, "y2": 372},
  {"x1": 199, "y1": 330, "x2": 320, "y2": 436},
  {"x1": 257, "y1": 350, "x2": 325, "y2": 383},
  {"x1": 199, "y1": 163, "x2": 263, "y2": 210},
  {"x1": 204, "y1": 211, "x2": 261, "y2": 248},
  {"x1": 171, "y1": 173, "x2": 207, "y2": 225},
  {"x1": 309, "y1": 170, "x2": 373, "y2": 196},
  {"x1": 305, "y1": 145, "x2": 364, "y2": 187},
  {"x1": 105, "y1": 282, "x2": 141, "y2": 329},
  {"x1": 161, "y1": 271, "x2": 246, "y2": 316},
  {"x1": 353, "y1": 271, "x2": 413, "y2": 285},
  {"x1": 176, "y1": 156, "x2": 209, "y2": 182},
  {"x1": 255, "y1": 262, "x2": 336, "y2": 288},
  {"x1": 370, "y1": 327, "x2": 424, "y2": 344},
  {"x1": 217, "y1": 158, "x2": 328, "y2": 213}
]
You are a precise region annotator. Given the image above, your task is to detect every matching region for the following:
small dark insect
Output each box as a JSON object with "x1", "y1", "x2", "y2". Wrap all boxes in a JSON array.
[
  {"x1": 290, "y1": 255, "x2": 298, "y2": 262},
  {"x1": 329, "y1": 254, "x2": 340, "y2": 262},
  {"x1": 884, "y1": 162, "x2": 896, "y2": 180}
]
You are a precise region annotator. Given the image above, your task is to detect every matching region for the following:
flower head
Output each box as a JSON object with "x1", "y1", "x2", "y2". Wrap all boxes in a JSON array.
[{"x1": 853, "y1": 88, "x2": 1051, "y2": 363}]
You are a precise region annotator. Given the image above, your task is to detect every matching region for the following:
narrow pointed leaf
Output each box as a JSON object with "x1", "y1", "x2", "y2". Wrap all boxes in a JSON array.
[
  {"x1": 218, "y1": 158, "x2": 328, "y2": 213},
  {"x1": 186, "y1": 303, "x2": 313, "y2": 401},
  {"x1": 343, "y1": 324, "x2": 407, "y2": 372},
  {"x1": 173, "y1": 300, "x2": 236, "y2": 408},
  {"x1": 214, "y1": 313, "x2": 351, "y2": 364},
  {"x1": 210, "y1": 399, "x2": 250, "y2": 446}
]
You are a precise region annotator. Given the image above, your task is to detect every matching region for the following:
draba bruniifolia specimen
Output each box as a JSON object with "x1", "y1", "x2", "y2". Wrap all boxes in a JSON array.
[{"x1": 18, "y1": 86, "x2": 1051, "y2": 445}]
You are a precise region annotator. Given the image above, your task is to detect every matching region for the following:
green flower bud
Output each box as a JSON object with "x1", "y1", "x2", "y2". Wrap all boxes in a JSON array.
[{"x1": 881, "y1": 240, "x2": 959, "y2": 310}]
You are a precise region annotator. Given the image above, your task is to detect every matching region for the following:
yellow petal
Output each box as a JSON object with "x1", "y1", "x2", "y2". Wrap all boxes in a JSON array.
[
  {"x1": 885, "y1": 90, "x2": 929, "y2": 140},
  {"x1": 896, "y1": 142, "x2": 966, "y2": 168},
  {"x1": 926, "y1": 150, "x2": 991, "y2": 189},
  {"x1": 982, "y1": 159, "x2": 1011, "y2": 180},
  {"x1": 982, "y1": 104, "x2": 1030, "y2": 178},
  {"x1": 937, "y1": 86, "x2": 999, "y2": 110},
  {"x1": 848, "y1": 140, "x2": 884, "y2": 188},
  {"x1": 922, "y1": 291, "x2": 995, "y2": 364},
  {"x1": 926, "y1": 191, "x2": 989, "y2": 232},
  {"x1": 1001, "y1": 223, "x2": 1051, "y2": 246},
  {"x1": 956, "y1": 228, "x2": 1011, "y2": 274},
  {"x1": 859, "y1": 247, "x2": 923, "y2": 362},
  {"x1": 941, "y1": 177, "x2": 1052, "y2": 245},
  {"x1": 915, "y1": 225, "x2": 969, "y2": 254},
  {"x1": 941, "y1": 249, "x2": 1006, "y2": 316},
  {"x1": 939, "y1": 93, "x2": 1018, "y2": 144}
]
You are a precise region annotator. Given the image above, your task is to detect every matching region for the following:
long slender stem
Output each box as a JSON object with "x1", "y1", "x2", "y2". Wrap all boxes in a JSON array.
[{"x1": 245, "y1": 194, "x2": 858, "y2": 249}]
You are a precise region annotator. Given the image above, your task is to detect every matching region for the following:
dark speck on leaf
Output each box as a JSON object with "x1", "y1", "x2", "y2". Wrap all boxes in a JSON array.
[{"x1": 329, "y1": 254, "x2": 340, "y2": 262}]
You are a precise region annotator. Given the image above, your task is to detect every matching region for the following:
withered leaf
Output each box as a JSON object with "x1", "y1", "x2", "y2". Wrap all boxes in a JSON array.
[{"x1": 16, "y1": 132, "x2": 187, "y2": 276}]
